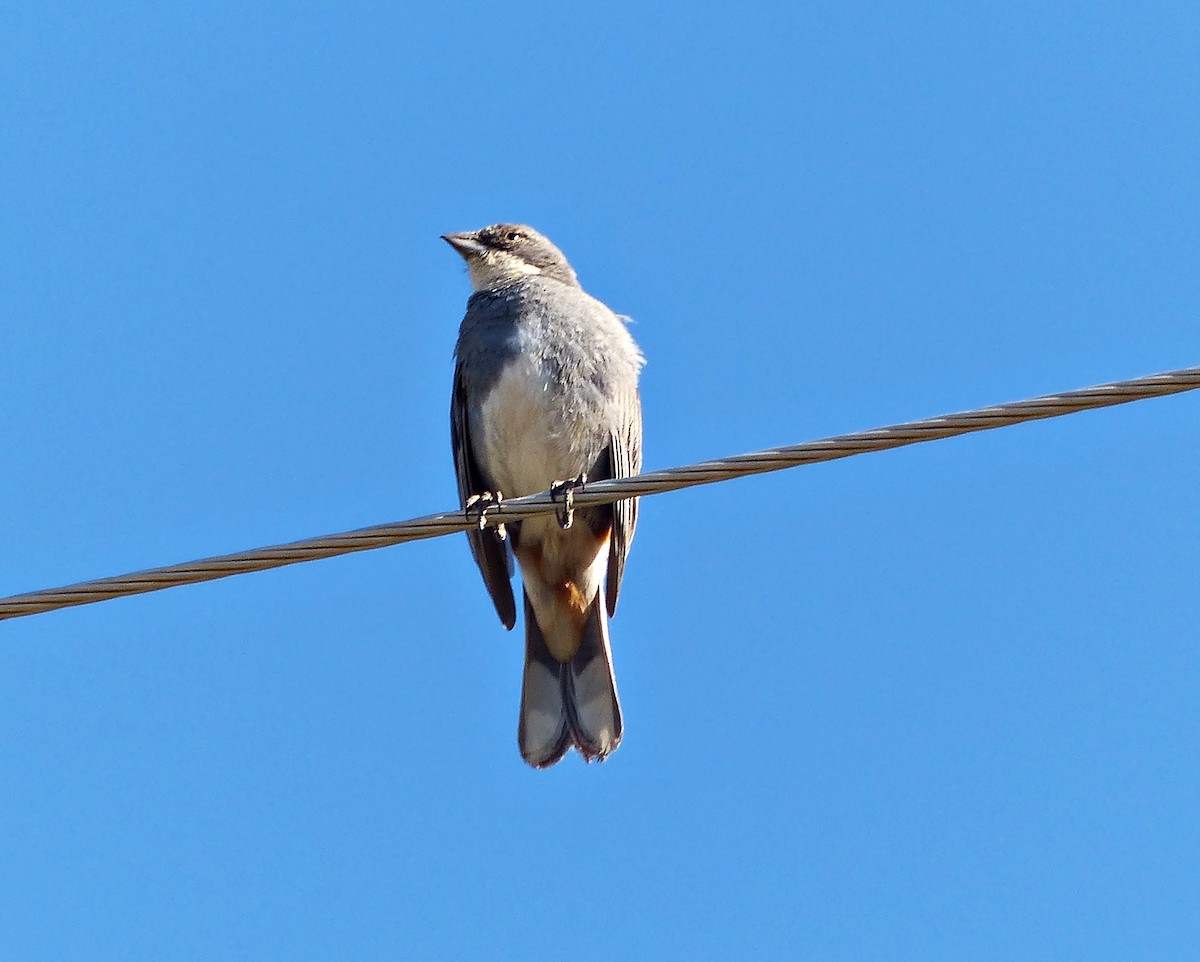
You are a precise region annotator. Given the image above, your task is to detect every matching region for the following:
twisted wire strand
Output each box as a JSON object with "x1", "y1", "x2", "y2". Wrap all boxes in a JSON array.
[{"x1": 2, "y1": 365, "x2": 1197, "y2": 622}]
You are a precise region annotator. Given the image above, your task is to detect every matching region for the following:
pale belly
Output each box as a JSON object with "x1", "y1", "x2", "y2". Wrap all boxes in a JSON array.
[{"x1": 476, "y1": 355, "x2": 596, "y2": 498}]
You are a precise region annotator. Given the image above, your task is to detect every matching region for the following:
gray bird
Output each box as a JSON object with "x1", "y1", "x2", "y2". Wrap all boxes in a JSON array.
[{"x1": 444, "y1": 224, "x2": 644, "y2": 768}]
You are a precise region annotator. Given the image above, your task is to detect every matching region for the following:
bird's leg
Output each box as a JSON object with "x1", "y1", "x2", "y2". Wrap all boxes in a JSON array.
[
  {"x1": 549, "y1": 473, "x2": 587, "y2": 530},
  {"x1": 465, "y1": 490, "x2": 507, "y2": 540}
]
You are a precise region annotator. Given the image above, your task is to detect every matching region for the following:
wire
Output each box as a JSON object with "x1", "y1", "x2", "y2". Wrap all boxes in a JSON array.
[{"x1": 2, "y1": 365, "x2": 1197, "y2": 622}]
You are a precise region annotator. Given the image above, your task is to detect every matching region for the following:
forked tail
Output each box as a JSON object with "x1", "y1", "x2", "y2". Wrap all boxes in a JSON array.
[{"x1": 517, "y1": 590, "x2": 623, "y2": 768}]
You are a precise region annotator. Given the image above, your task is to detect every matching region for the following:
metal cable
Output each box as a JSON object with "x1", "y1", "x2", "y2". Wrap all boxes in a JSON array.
[{"x1": 2, "y1": 365, "x2": 1197, "y2": 622}]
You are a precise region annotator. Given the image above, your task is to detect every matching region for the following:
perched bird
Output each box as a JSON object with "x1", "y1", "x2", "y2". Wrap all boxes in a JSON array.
[{"x1": 444, "y1": 224, "x2": 644, "y2": 768}]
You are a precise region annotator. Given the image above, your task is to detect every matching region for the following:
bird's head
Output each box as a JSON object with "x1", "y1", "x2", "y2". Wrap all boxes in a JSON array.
[{"x1": 441, "y1": 224, "x2": 579, "y2": 292}]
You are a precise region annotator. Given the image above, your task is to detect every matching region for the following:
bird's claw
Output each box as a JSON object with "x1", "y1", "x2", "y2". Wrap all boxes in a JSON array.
[
  {"x1": 550, "y1": 473, "x2": 587, "y2": 529},
  {"x1": 465, "y1": 491, "x2": 506, "y2": 540}
]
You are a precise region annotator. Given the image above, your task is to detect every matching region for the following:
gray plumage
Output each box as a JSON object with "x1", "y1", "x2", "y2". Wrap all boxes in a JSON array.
[{"x1": 445, "y1": 224, "x2": 644, "y2": 768}]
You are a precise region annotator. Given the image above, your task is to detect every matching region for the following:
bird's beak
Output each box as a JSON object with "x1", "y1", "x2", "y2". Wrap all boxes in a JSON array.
[{"x1": 441, "y1": 232, "x2": 486, "y2": 258}]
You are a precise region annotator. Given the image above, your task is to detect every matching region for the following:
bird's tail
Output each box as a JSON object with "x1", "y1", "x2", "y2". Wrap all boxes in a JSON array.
[{"x1": 518, "y1": 590, "x2": 623, "y2": 768}]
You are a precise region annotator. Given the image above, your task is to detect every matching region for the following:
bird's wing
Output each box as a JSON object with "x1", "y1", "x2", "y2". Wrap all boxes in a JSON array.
[
  {"x1": 451, "y1": 362, "x2": 517, "y2": 629},
  {"x1": 604, "y1": 388, "x2": 643, "y2": 617}
]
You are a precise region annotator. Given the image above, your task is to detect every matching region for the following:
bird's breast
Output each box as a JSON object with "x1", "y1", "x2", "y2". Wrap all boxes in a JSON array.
[{"x1": 476, "y1": 352, "x2": 593, "y2": 498}]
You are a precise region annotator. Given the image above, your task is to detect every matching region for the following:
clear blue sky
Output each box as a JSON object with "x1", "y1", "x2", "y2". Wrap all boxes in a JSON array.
[{"x1": 2, "y1": 3, "x2": 1198, "y2": 959}]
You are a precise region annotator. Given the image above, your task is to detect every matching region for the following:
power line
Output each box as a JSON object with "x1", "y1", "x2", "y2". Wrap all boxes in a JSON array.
[{"x1": 1, "y1": 365, "x2": 1196, "y2": 622}]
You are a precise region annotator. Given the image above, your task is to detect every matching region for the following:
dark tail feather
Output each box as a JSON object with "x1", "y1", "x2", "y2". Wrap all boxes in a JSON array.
[
  {"x1": 518, "y1": 591, "x2": 572, "y2": 768},
  {"x1": 563, "y1": 593, "x2": 623, "y2": 761},
  {"x1": 518, "y1": 590, "x2": 623, "y2": 768}
]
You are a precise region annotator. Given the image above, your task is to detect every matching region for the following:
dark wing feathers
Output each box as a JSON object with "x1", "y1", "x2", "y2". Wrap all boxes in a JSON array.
[
  {"x1": 604, "y1": 389, "x2": 643, "y2": 617},
  {"x1": 451, "y1": 363, "x2": 517, "y2": 629}
]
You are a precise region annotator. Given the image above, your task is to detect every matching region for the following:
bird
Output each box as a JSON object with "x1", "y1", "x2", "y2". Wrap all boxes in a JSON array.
[{"x1": 444, "y1": 223, "x2": 644, "y2": 768}]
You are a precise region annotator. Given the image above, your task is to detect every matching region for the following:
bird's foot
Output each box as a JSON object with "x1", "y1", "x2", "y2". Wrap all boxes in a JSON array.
[
  {"x1": 465, "y1": 490, "x2": 506, "y2": 540},
  {"x1": 549, "y1": 473, "x2": 587, "y2": 530}
]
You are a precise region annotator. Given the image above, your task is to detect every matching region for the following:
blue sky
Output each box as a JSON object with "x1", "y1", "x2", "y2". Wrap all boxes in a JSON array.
[{"x1": 2, "y1": 2, "x2": 1198, "y2": 959}]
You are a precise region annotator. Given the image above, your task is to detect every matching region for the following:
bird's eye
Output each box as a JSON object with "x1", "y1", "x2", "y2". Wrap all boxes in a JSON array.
[{"x1": 505, "y1": 230, "x2": 521, "y2": 242}]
